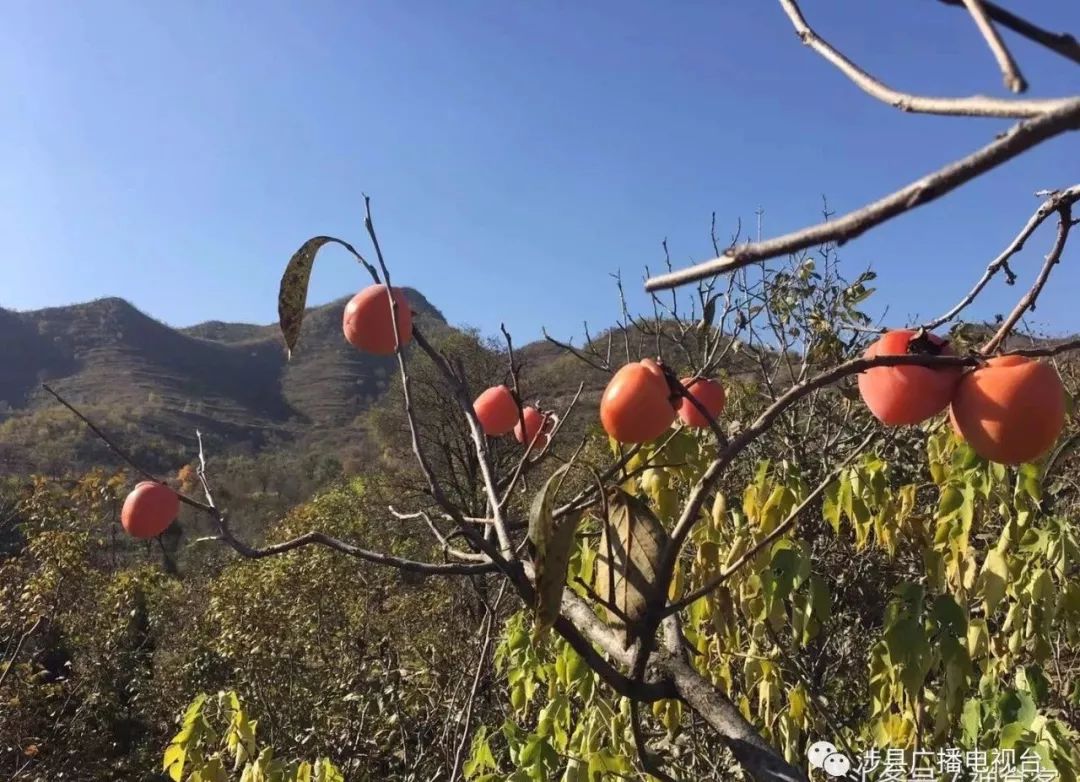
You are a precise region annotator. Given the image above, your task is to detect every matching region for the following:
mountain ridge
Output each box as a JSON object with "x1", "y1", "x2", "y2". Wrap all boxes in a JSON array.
[{"x1": 0, "y1": 289, "x2": 451, "y2": 475}]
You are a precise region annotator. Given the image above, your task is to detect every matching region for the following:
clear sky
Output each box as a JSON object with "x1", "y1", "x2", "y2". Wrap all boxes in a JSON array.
[{"x1": 2, "y1": 1, "x2": 1078, "y2": 344}]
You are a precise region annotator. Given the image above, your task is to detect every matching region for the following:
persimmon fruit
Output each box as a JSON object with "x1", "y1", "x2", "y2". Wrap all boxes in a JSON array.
[
  {"x1": 121, "y1": 481, "x2": 179, "y2": 539},
  {"x1": 514, "y1": 406, "x2": 550, "y2": 451},
  {"x1": 601, "y1": 361, "x2": 677, "y2": 444},
  {"x1": 949, "y1": 355, "x2": 1065, "y2": 465},
  {"x1": 677, "y1": 377, "x2": 726, "y2": 428},
  {"x1": 342, "y1": 284, "x2": 413, "y2": 355},
  {"x1": 857, "y1": 329, "x2": 961, "y2": 426},
  {"x1": 473, "y1": 385, "x2": 520, "y2": 436},
  {"x1": 639, "y1": 358, "x2": 670, "y2": 396}
]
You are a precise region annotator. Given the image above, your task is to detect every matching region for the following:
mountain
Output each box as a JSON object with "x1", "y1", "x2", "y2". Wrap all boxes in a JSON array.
[{"x1": 0, "y1": 290, "x2": 448, "y2": 475}]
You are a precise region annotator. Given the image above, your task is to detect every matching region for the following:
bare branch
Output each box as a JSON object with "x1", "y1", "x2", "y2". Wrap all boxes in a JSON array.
[
  {"x1": 43, "y1": 384, "x2": 495, "y2": 576},
  {"x1": 937, "y1": 0, "x2": 1080, "y2": 66},
  {"x1": 543, "y1": 327, "x2": 612, "y2": 373},
  {"x1": 630, "y1": 700, "x2": 676, "y2": 782},
  {"x1": 644, "y1": 97, "x2": 1080, "y2": 291},
  {"x1": 657, "y1": 650, "x2": 810, "y2": 782},
  {"x1": 924, "y1": 185, "x2": 1080, "y2": 330},
  {"x1": 388, "y1": 506, "x2": 490, "y2": 562},
  {"x1": 983, "y1": 201, "x2": 1074, "y2": 352},
  {"x1": 960, "y1": 0, "x2": 1028, "y2": 93},
  {"x1": 0, "y1": 616, "x2": 44, "y2": 692},
  {"x1": 41, "y1": 385, "x2": 161, "y2": 485},
  {"x1": 450, "y1": 584, "x2": 504, "y2": 780},
  {"x1": 778, "y1": 0, "x2": 1059, "y2": 117},
  {"x1": 210, "y1": 528, "x2": 497, "y2": 575}
]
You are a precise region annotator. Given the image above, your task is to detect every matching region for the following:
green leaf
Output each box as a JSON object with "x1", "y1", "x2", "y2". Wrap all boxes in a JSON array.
[
  {"x1": 163, "y1": 694, "x2": 208, "y2": 781},
  {"x1": 885, "y1": 616, "x2": 932, "y2": 695},
  {"x1": 962, "y1": 699, "x2": 982, "y2": 744},
  {"x1": 1020, "y1": 665, "x2": 1051, "y2": 705},
  {"x1": 979, "y1": 550, "x2": 1009, "y2": 615},
  {"x1": 930, "y1": 594, "x2": 967, "y2": 637},
  {"x1": 464, "y1": 728, "x2": 497, "y2": 780},
  {"x1": 587, "y1": 751, "x2": 633, "y2": 779},
  {"x1": 1019, "y1": 463, "x2": 1043, "y2": 501},
  {"x1": 314, "y1": 760, "x2": 344, "y2": 782},
  {"x1": 278, "y1": 236, "x2": 365, "y2": 358},
  {"x1": 999, "y1": 690, "x2": 1037, "y2": 729},
  {"x1": 163, "y1": 744, "x2": 186, "y2": 782},
  {"x1": 529, "y1": 465, "x2": 581, "y2": 639},
  {"x1": 190, "y1": 758, "x2": 227, "y2": 782},
  {"x1": 999, "y1": 721, "x2": 1027, "y2": 749},
  {"x1": 822, "y1": 479, "x2": 841, "y2": 534},
  {"x1": 938, "y1": 486, "x2": 963, "y2": 519},
  {"x1": 809, "y1": 574, "x2": 832, "y2": 624}
]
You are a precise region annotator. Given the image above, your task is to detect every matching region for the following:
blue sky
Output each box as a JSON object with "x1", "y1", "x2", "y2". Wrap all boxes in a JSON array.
[{"x1": 2, "y1": 1, "x2": 1077, "y2": 344}]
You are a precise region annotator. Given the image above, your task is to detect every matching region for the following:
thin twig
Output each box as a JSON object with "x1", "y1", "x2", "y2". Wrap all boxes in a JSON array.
[
  {"x1": 450, "y1": 584, "x2": 505, "y2": 780},
  {"x1": 937, "y1": 0, "x2": 1080, "y2": 66},
  {"x1": 44, "y1": 385, "x2": 495, "y2": 576},
  {"x1": 630, "y1": 700, "x2": 676, "y2": 782},
  {"x1": 0, "y1": 616, "x2": 44, "y2": 692},
  {"x1": 923, "y1": 185, "x2": 1080, "y2": 330},
  {"x1": 388, "y1": 506, "x2": 489, "y2": 562},
  {"x1": 40, "y1": 385, "x2": 160, "y2": 485},
  {"x1": 960, "y1": 0, "x2": 1028, "y2": 93},
  {"x1": 983, "y1": 202, "x2": 1073, "y2": 353}
]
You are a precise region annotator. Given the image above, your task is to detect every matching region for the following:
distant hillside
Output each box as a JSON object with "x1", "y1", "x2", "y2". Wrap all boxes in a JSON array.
[
  {"x1": 0, "y1": 290, "x2": 448, "y2": 474},
  {"x1": 5, "y1": 287, "x2": 1067, "y2": 479}
]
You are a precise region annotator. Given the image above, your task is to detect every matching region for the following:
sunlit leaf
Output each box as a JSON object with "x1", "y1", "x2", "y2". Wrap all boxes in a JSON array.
[
  {"x1": 979, "y1": 550, "x2": 1009, "y2": 615},
  {"x1": 595, "y1": 487, "x2": 667, "y2": 646}
]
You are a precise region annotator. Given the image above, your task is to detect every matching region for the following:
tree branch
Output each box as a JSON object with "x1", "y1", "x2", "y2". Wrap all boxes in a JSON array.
[
  {"x1": 644, "y1": 97, "x2": 1080, "y2": 290},
  {"x1": 983, "y1": 201, "x2": 1074, "y2": 353},
  {"x1": 42, "y1": 385, "x2": 496, "y2": 576},
  {"x1": 658, "y1": 650, "x2": 809, "y2": 782},
  {"x1": 776, "y1": 0, "x2": 1059, "y2": 118},
  {"x1": 937, "y1": 0, "x2": 1080, "y2": 66},
  {"x1": 960, "y1": 0, "x2": 1028, "y2": 93},
  {"x1": 629, "y1": 700, "x2": 676, "y2": 782},
  {"x1": 923, "y1": 185, "x2": 1080, "y2": 330},
  {"x1": 0, "y1": 616, "x2": 44, "y2": 692},
  {"x1": 208, "y1": 528, "x2": 498, "y2": 575}
]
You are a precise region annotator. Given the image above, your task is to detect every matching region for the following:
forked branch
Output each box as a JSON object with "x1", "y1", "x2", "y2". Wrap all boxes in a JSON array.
[
  {"x1": 960, "y1": 0, "x2": 1028, "y2": 93},
  {"x1": 776, "y1": 0, "x2": 1060, "y2": 118},
  {"x1": 644, "y1": 97, "x2": 1080, "y2": 290},
  {"x1": 924, "y1": 185, "x2": 1080, "y2": 330},
  {"x1": 937, "y1": 0, "x2": 1080, "y2": 66}
]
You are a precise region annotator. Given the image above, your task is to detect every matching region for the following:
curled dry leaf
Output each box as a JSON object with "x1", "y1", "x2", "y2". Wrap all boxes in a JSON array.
[
  {"x1": 595, "y1": 486, "x2": 667, "y2": 648},
  {"x1": 529, "y1": 464, "x2": 582, "y2": 639},
  {"x1": 278, "y1": 236, "x2": 368, "y2": 358}
]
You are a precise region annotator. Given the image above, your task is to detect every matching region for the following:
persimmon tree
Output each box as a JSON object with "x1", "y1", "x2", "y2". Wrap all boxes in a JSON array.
[{"x1": 40, "y1": 2, "x2": 1080, "y2": 781}]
